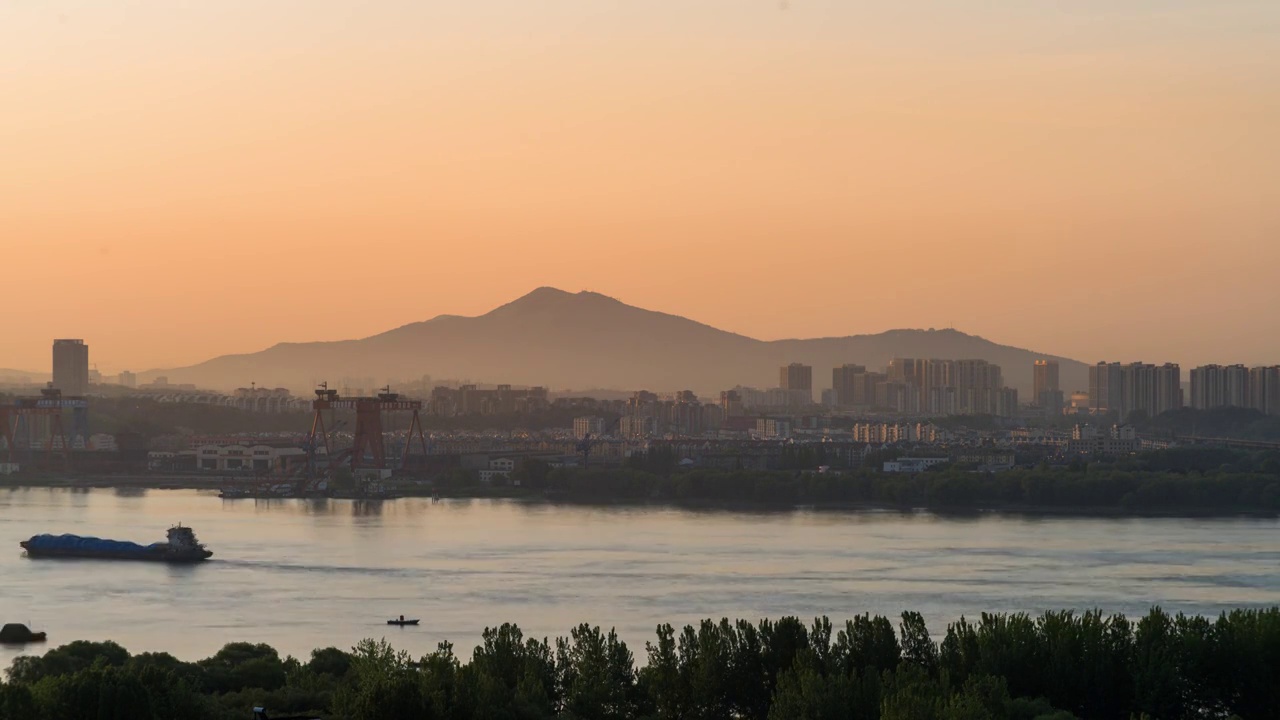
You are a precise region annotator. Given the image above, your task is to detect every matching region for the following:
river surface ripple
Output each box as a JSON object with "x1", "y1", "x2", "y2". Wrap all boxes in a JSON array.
[{"x1": 2, "y1": 487, "x2": 1277, "y2": 665}]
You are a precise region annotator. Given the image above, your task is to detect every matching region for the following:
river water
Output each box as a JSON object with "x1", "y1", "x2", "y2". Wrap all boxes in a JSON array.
[{"x1": 1, "y1": 487, "x2": 1277, "y2": 667}]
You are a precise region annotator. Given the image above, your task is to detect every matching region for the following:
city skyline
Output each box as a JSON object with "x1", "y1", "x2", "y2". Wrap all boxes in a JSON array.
[{"x1": 4, "y1": 1, "x2": 1279, "y2": 372}]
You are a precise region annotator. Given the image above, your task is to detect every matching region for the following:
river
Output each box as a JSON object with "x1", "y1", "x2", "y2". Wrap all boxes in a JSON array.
[{"x1": 2, "y1": 487, "x2": 1277, "y2": 667}]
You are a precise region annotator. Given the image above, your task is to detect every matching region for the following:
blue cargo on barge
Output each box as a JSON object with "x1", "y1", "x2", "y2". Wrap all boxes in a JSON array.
[{"x1": 20, "y1": 524, "x2": 212, "y2": 563}]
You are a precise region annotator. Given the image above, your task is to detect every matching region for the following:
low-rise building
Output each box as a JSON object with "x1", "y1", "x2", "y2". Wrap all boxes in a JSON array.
[
  {"x1": 195, "y1": 443, "x2": 306, "y2": 472},
  {"x1": 479, "y1": 457, "x2": 516, "y2": 483},
  {"x1": 883, "y1": 457, "x2": 949, "y2": 473},
  {"x1": 755, "y1": 418, "x2": 792, "y2": 439}
]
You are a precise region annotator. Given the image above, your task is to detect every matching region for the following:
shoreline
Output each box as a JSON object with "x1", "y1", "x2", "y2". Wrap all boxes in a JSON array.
[{"x1": 2, "y1": 476, "x2": 1277, "y2": 519}]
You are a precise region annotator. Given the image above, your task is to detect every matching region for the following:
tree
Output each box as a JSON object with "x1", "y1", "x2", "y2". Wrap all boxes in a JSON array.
[
  {"x1": 306, "y1": 647, "x2": 353, "y2": 678},
  {"x1": 899, "y1": 612, "x2": 939, "y2": 675},
  {"x1": 197, "y1": 641, "x2": 288, "y2": 694},
  {"x1": 639, "y1": 624, "x2": 685, "y2": 719},
  {"x1": 1131, "y1": 609, "x2": 1184, "y2": 720},
  {"x1": 332, "y1": 638, "x2": 425, "y2": 720},
  {"x1": 0, "y1": 683, "x2": 37, "y2": 719},
  {"x1": 512, "y1": 458, "x2": 553, "y2": 490},
  {"x1": 556, "y1": 624, "x2": 637, "y2": 719}
]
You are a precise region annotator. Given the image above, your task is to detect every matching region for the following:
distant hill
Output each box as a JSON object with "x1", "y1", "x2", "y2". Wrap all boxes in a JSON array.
[
  {"x1": 0, "y1": 369, "x2": 47, "y2": 384},
  {"x1": 141, "y1": 288, "x2": 1088, "y2": 396}
]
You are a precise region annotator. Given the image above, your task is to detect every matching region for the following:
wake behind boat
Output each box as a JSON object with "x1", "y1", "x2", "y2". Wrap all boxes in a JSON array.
[{"x1": 20, "y1": 524, "x2": 212, "y2": 563}]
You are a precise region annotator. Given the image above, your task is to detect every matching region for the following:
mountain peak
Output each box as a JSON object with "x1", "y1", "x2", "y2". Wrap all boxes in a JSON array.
[
  {"x1": 486, "y1": 287, "x2": 623, "y2": 315},
  {"x1": 519, "y1": 286, "x2": 574, "y2": 301},
  {"x1": 145, "y1": 287, "x2": 1088, "y2": 395}
]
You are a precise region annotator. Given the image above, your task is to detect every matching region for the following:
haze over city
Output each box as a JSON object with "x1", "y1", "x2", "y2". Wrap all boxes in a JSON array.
[{"x1": 4, "y1": 0, "x2": 1280, "y2": 374}]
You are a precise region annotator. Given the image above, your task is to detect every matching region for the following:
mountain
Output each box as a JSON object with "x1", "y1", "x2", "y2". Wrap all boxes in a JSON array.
[
  {"x1": 140, "y1": 287, "x2": 1088, "y2": 397},
  {"x1": 0, "y1": 369, "x2": 47, "y2": 384}
]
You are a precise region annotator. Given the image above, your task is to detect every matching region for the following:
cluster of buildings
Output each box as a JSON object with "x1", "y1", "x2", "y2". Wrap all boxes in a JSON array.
[
  {"x1": 1087, "y1": 362, "x2": 1184, "y2": 419},
  {"x1": 426, "y1": 384, "x2": 550, "y2": 416},
  {"x1": 759, "y1": 359, "x2": 1022, "y2": 417},
  {"x1": 1189, "y1": 365, "x2": 1280, "y2": 415},
  {"x1": 850, "y1": 422, "x2": 956, "y2": 444},
  {"x1": 715, "y1": 360, "x2": 1021, "y2": 418},
  {"x1": 617, "y1": 390, "x2": 726, "y2": 438},
  {"x1": 52, "y1": 339, "x2": 140, "y2": 392},
  {"x1": 1083, "y1": 361, "x2": 1280, "y2": 419},
  {"x1": 26, "y1": 339, "x2": 1280, "y2": 448}
]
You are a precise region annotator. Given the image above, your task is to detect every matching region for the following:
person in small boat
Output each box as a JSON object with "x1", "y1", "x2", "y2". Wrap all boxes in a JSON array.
[{"x1": 399, "y1": 615, "x2": 404, "y2": 623}]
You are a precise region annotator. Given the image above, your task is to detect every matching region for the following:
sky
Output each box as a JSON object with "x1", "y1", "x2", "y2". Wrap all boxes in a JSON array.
[{"x1": 3, "y1": 0, "x2": 1278, "y2": 374}]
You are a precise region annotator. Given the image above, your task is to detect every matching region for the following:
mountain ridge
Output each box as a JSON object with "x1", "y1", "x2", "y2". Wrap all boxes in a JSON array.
[{"x1": 139, "y1": 288, "x2": 1089, "y2": 396}]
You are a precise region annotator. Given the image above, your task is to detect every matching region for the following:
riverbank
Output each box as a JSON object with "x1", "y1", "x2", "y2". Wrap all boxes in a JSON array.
[
  {"x1": 2, "y1": 474, "x2": 1277, "y2": 518},
  {"x1": 1, "y1": 474, "x2": 232, "y2": 490}
]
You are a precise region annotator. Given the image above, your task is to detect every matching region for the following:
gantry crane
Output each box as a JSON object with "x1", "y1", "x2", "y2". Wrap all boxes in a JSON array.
[
  {"x1": 2, "y1": 386, "x2": 89, "y2": 465},
  {"x1": 306, "y1": 383, "x2": 427, "y2": 473}
]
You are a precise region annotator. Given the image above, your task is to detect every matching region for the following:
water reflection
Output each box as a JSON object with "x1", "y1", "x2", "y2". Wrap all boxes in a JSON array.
[{"x1": 301, "y1": 499, "x2": 332, "y2": 515}]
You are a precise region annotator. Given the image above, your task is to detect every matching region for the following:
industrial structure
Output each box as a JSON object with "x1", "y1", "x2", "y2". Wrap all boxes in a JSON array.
[
  {"x1": 306, "y1": 383, "x2": 428, "y2": 473},
  {"x1": 0, "y1": 386, "x2": 89, "y2": 465}
]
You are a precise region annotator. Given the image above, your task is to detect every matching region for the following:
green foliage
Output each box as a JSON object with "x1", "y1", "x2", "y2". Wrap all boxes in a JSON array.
[
  {"x1": 3, "y1": 607, "x2": 1278, "y2": 719},
  {"x1": 1134, "y1": 407, "x2": 1280, "y2": 442},
  {"x1": 197, "y1": 641, "x2": 288, "y2": 694},
  {"x1": 305, "y1": 646, "x2": 353, "y2": 679},
  {"x1": 332, "y1": 639, "x2": 425, "y2": 720},
  {"x1": 535, "y1": 462, "x2": 1280, "y2": 514},
  {"x1": 513, "y1": 458, "x2": 554, "y2": 490}
]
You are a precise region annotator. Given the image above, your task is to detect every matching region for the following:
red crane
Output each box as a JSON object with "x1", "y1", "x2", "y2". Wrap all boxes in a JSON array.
[
  {"x1": 4, "y1": 387, "x2": 84, "y2": 466},
  {"x1": 307, "y1": 383, "x2": 427, "y2": 471}
]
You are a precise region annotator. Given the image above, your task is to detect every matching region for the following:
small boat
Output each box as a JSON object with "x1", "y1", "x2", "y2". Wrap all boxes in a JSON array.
[
  {"x1": 0, "y1": 623, "x2": 47, "y2": 644},
  {"x1": 387, "y1": 615, "x2": 419, "y2": 626}
]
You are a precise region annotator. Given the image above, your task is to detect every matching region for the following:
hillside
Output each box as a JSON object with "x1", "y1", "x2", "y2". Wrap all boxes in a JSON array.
[
  {"x1": 0, "y1": 369, "x2": 47, "y2": 385},
  {"x1": 140, "y1": 288, "x2": 1088, "y2": 395}
]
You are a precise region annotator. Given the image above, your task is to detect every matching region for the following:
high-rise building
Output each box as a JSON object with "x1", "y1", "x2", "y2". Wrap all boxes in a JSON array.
[
  {"x1": 1153, "y1": 363, "x2": 1182, "y2": 416},
  {"x1": 831, "y1": 364, "x2": 866, "y2": 407},
  {"x1": 1090, "y1": 361, "x2": 1181, "y2": 419},
  {"x1": 923, "y1": 359, "x2": 1005, "y2": 415},
  {"x1": 1089, "y1": 362, "x2": 1124, "y2": 415},
  {"x1": 719, "y1": 389, "x2": 743, "y2": 418},
  {"x1": 995, "y1": 388, "x2": 1020, "y2": 419},
  {"x1": 1190, "y1": 364, "x2": 1251, "y2": 409},
  {"x1": 52, "y1": 339, "x2": 89, "y2": 396},
  {"x1": 874, "y1": 381, "x2": 920, "y2": 414},
  {"x1": 1034, "y1": 360, "x2": 1060, "y2": 398},
  {"x1": 118, "y1": 370, "x2": 137, "y2": 389},
  {"x1": 884, "y1": 357, "x2": 1012, "y2": 416},
  {"x1": 887, "y1": 358, "x2": 926, "y2": 388},
  {"x1": 779, "y1": 363, "x2": 813, "y2": 402},
  {"x1": 573, "y1": 416, "x2": 606, "y2": 440},
  {"x1": 1248, "y1": 366, "x2": 1280, "y2": 416}
]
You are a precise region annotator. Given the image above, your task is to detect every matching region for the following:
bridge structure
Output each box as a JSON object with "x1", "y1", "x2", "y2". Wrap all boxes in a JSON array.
[
  {"x1": 306, "y1": 383, "x2": 428, "y2": 473},
  {"x1": 1171, "y1": 435, "x2": 1280, "y2": 451}
]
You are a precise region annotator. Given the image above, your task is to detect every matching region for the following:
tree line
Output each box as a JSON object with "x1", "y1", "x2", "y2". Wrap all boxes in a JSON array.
[
  {"x1": 496, "y1": 460, "x2": 1280, "y2": 514},
  {"x1": 2, "y1": 607, "x2": 1276, "y2": 719}
]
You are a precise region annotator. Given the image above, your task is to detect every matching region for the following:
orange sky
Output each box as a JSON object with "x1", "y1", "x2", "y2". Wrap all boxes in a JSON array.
[{"x1": 3, "y1": 1, "x2": 1278, "y2": 373}]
